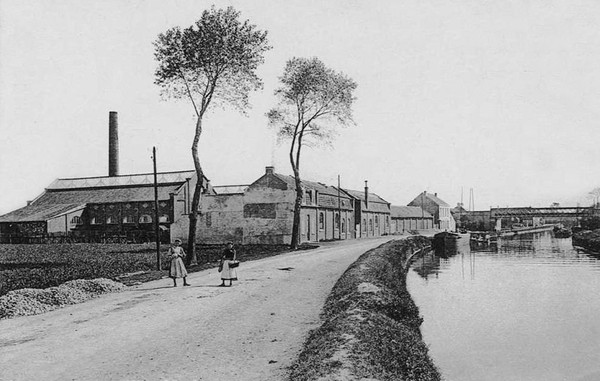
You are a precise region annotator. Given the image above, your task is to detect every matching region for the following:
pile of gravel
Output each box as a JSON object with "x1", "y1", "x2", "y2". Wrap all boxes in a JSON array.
[{"x1": 0, "y1": 278, "x2": 125, "y2": 320}]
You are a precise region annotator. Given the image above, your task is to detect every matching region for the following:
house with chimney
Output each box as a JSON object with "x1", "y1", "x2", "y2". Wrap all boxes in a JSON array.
[
  {"x1": 342, "y1": 182, "x2": 392, "y2": 238},
  {"x1": 407, "y1": 191, "x2": 456, "y2": 231},
  {"x1": 195, "y1": 166, "x2": 357, "y2": 244},
  {"x1": 0, "y1": 112, "x2": 211, "y2": 243}
]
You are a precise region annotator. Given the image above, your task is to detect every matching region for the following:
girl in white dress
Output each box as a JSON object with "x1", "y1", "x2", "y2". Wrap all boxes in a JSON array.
[{"x1": 168, "y1": 239, "x2": 190, "y2": 287}]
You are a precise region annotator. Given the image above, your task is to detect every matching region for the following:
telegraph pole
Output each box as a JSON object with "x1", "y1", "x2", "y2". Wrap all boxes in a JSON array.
[
  {"x1": 338, "y1": 175, "x2": 341, "y2": 240},
  {"x1": 152, "y1": 147, "x2": 160, "y2": 271}
]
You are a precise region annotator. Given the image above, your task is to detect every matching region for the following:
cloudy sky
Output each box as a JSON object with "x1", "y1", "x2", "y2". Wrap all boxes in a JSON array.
[{"x1": 1, "y1": 0, "x2": 599, "y2": 214}]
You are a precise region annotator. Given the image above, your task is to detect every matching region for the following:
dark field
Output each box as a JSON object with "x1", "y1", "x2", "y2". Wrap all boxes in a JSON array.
[{"x1": 0, "y1": 243, "x2": 299, "y2": 296}]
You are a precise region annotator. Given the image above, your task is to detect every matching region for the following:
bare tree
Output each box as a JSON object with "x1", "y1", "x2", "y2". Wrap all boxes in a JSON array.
[
  {"x1": 267, "y1": 57, "x2": 357, "y2": 249},
  {"x1": 154, "y1": 6, "x2": 270, "y2": 264}
]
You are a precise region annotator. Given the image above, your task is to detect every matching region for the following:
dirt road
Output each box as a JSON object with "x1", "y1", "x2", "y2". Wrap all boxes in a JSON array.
[{"x1": 0, "y1": 237, "x2": 394, "y2": 381}]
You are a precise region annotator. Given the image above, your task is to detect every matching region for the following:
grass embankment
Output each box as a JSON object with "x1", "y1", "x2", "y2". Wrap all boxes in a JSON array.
[
  {"x1": 572, "y1": 229, "x2": 600, "y2": 253},
  {"x1": 0, "y1": 243, "x2": 300, "y2": 296},
  {"x1": 288, "y1": 236, "x2": 441, "y2": 381}
]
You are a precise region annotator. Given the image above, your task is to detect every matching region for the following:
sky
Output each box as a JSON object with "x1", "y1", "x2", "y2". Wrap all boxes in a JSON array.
[{"x1": 1, "y1": 0, "x2": 599, "y2": 215}]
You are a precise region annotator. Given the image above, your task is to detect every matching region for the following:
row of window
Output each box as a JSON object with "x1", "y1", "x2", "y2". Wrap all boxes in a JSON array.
[
  {"x1": 70, "y1": 215, "x2": 169, "y2": 225},
  {"x1": 362, "y1": 215, "x2": 390, "y2": 232},
  {"x1": 316, "y1": 212, "x2": 351, "y2": 233}
]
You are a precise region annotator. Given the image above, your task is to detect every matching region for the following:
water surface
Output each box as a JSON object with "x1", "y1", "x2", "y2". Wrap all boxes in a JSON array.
[{"x1": 407, "y1": 233, "x2": 600, "y2": 381}]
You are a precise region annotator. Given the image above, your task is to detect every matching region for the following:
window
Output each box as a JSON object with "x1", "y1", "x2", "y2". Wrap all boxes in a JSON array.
[
  {"x1": 206, "y1": 213, "x2": 212, "y2": 227},
  {"x1": 122, "y1": 215, "x2": 134, "y2": 224},
  {"x1": 70, "y1": 216, "x2": 82, "y2": 225},
  {"x1": 319, "y1": 212, "x2": 324, "y2": 230},
  {"x1": 159, "y1": 214, "x2": 169, "y2": 223},
  {"x1": 348, "y1": 218, "x2": 351, "y2": 233},
  {"x1": 139, "y1": 215, "x2": 152, "y2": 223},
  {"x1": 335, "y1": 213, "x2": 340, "y2": 229},
  {"x1": 106, "y1": 216, "x2": 116, "y2": 224},
  {"x1": 369, "y1": 219, "x2": 373, "y2": 232},
  {"x1": 363, "y1": 218, "x2": 366, "y2": 231},
  {"x1": 341, "y1": 218, "x2": 345, "y2": 233},
  {"x1": 375, "y1": 216, "x2": 379, "y2": 228},
  {"x1": 305, "y1": 190, "x2": 313, "y2": 205},
  {"x1": 90, "y1": 217, "x2": 99, "y2": 225}
]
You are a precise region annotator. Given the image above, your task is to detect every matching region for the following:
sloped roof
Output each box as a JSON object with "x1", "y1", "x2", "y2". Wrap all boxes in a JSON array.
[
  {"x1": 47, "y1": 170, "x2": 196, "y2": 190},
  {"x1": 409, "y1": 192, "x2": 450, "y2": 207},
  {"x1": 391, "y1": 205, "x2": 433, "y2": 219},
  {"x1": 425, "y1": 193, "x2": 450, "y2": 207},
  {"x1": 270, "y1": 173, "x2": 351, "y2": 199},
  {"x1": 342, "y1": 188, "x2": 389, "y2": 204},
  {"x1": 212, "y1": 185, "x2": 249, "y2": 195},
  {"x1": 33, "y1": 185, "x2": 182, "y2": 205},
  {"x1": 0, "y1": 203, "x2": 85, "y2": 223},
  {"x1": 0, "y1": 170, "x2": 203, "y2": 224}
]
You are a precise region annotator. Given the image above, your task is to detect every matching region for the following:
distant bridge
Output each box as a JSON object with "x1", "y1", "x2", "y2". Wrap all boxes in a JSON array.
[{"x1": 490, "y1": 206, "x2": 596, "y2": 219}]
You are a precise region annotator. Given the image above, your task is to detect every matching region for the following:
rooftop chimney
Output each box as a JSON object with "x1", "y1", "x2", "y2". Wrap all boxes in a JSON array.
[
  {"x1": 108, "y1": 111, "x2": 119, "y2": 177},
  {"x1": 265, "y1": 166, "x2": 274, "y2": 175},
  {"x1": 364, "y1": 180, "x2": 369, "y2": 209}
]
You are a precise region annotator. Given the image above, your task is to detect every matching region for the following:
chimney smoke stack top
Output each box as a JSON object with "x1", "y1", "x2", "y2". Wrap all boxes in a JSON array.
[
  {"x1": 364, "y1": 180, "x2": 369, "y2": 209},
  {"x1": 108, "y1": 111, "x2": 119, "y2": 177}
]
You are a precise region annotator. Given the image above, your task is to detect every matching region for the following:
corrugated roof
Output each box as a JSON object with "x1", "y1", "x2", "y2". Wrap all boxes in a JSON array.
[
  {"x1": 391, "y1": 206, "x2": 433, "y2": 219},
  {"x1": 33, "y1": 185, "x2": 182, "y2": 205},
  {"x1": 47, "y1": 170, "x2": 195, "y2": 190},
  {"x1": 212, "y1": 185, "x2": 249, "y2": 195},
  {"x1": 0, "y1": 203, "x2": 85, "y2": 223}
]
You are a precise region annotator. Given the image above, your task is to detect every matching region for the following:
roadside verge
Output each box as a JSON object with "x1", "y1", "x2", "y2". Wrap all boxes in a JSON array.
[{"x1": 288, "y1": 236, "x2": 442, "y2": 381}]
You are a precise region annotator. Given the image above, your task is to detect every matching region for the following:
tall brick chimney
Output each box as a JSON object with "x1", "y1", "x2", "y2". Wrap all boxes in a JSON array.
[
  {"x1": 108, "y1": 111, "x2": 119, "y2": 177},
  {"x1": 364, "y1": 180, "x2": 369, "y2": 209},
  {"x1": 265, "y1": 166, "x2": 274, "y2": 175}
]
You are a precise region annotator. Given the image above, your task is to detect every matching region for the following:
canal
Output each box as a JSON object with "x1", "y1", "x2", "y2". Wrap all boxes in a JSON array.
[{"x1": 407, "y1": 232, "x2": 600, "y2": 381}]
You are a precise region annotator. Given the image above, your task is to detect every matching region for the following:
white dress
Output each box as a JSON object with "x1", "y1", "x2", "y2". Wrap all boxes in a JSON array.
[
  {"x1": 169, "y1": 246, "x2": 188, "y2": 278},
  {"x1": 220, "y1": 259, "x2": 238, "y2": 280}
]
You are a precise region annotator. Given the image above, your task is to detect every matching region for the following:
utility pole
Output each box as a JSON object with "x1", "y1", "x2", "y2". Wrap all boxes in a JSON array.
[
  {"x1": 152, "y1": 147, "x2": 160, "y2": 271},
  {"x1": 338, "y1": 175, "x2": 341, "y2": 240},
  {"x1": 421, "y1": 191, "x2": 425, "y2": 229}
]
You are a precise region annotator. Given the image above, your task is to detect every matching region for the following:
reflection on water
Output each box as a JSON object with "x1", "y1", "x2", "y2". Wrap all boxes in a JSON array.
[{"x1": 407, "y1": 232, "x2": 600, "y2": 381}]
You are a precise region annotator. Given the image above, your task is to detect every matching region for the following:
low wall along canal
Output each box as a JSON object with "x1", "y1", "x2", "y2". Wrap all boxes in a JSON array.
[{"x1": 407, "y1": 232, "x2": 600, "y2": 381}]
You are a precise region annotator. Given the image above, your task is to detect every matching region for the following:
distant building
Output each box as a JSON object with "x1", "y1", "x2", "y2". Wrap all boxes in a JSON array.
[
  {"x1": 408, "y1": 191, "x2": 455, "y2": 231},
  {"x1": 390, "y1": 206, "x2": 434, "y2": 233}
]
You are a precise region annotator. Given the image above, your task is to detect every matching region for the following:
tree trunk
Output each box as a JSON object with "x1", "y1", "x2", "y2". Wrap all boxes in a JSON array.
[
  {"x1": 289, "y1": 135, "x2": 303, "y2": 250},
  {"x1": 187, "y1": 116, "x2": 204, "y2": 266},
  {"x1": 291, "y1": 172, "x2": 302, "y2": 250}
]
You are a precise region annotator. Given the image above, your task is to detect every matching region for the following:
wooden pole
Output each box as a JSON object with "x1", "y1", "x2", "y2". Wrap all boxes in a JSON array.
[
  {"x1": 153, "y1": 147, "x2": 161, "y2": 271},
  {"x1": 338, "y1": 175, "x2": 341, "y2": 240}
]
